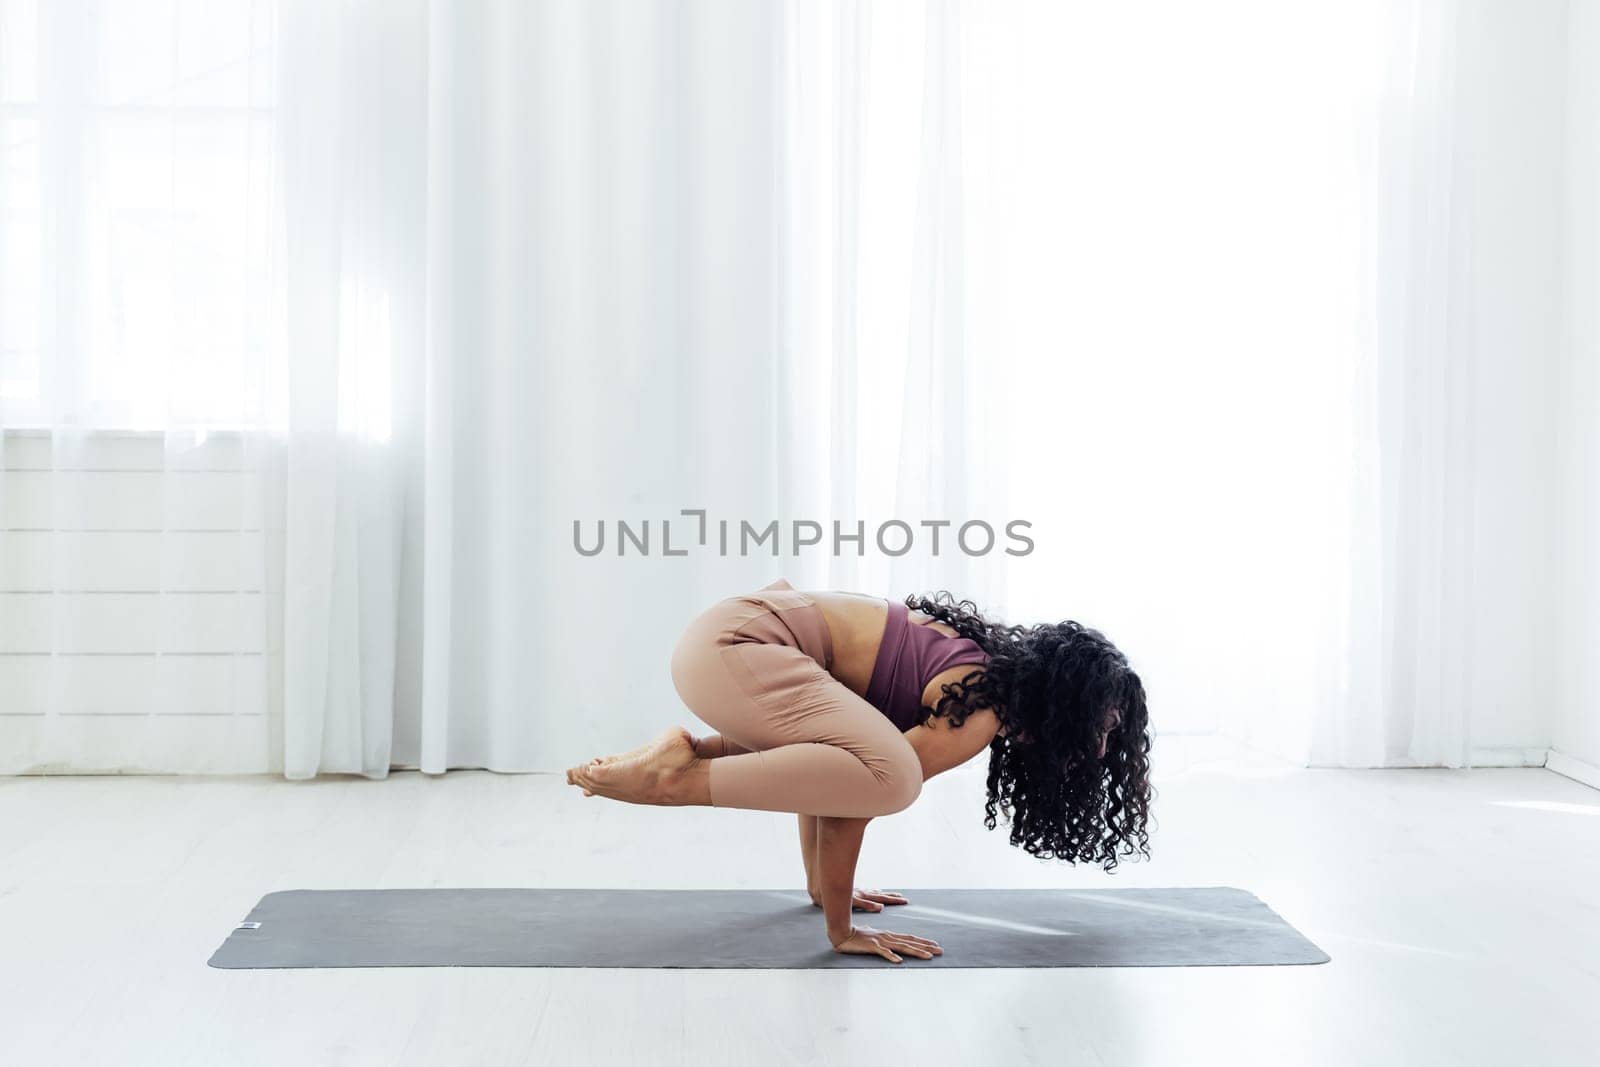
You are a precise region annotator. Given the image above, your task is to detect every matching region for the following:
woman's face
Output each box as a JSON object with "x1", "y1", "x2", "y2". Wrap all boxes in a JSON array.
[{"x1": 1007, "y1": 705, "x2": 1123, "y2": 762}]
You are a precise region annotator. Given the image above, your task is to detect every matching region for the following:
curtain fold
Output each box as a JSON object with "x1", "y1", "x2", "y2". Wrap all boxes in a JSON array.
[
  {"x1": 1314, "y1": 0, "x2": 1476, "y2": 767},
  {"x1": 273, "y1": 0, "x2": 423, "y2": 777},
  {"x1": 1311, "y1": 0, "x2": 1569, "y2": 767}
]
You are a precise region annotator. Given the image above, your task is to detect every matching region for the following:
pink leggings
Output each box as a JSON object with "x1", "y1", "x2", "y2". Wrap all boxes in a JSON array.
[{"x1": 669, "y1": 578, "x2": 923, "y2": 818}]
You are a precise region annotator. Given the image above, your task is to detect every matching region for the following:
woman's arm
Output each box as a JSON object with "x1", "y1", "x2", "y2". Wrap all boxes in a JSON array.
[
  {"x1": 815, "y1": 816, "x2": 938, "y2": 961},
  {"x1": 804, "y1": 814, "x2": 909, "y2": 911},
  {"x1": 808, "y1": 709, "x2": 997, "y2": 922},
  {"x1": 903, "y1": 706, "x2": 1002, "y2": 781},
  {"x1": 816, "y1": 815, "x2": 872, "y2": 945},
  {"x1": 799, "y1": 813, "x2": 821, "y2": 900}
]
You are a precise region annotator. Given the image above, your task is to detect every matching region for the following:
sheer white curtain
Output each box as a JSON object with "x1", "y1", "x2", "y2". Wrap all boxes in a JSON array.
[
  {"x1": 271, "y1": 0, "x2": 422, "y2": 777},
  {"x1": 967, "y1": 0, "x2": 1570, "y2": 768},
  {"x1": 274, "y1": 0, "x2": 1012, "y2": 776},
  {"x1": 0, "y1": 0, "x2": 1007, "y2": 776},
  {"x1": 1, "y1": 0, "x2": 1581, "y2": 776},
  {"x1": 1316, "y1": 0, "x2": 1569, "y2": 767},
  {"x1": 968, "y1": 0, "x2": 1366, "y2": 760},
  {"x1": 1, "y1": 0, "x2": 280, "y2": 773}
]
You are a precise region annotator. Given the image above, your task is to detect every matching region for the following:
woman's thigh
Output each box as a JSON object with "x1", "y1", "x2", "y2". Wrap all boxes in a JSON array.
[{"x1": 671, "y1": 607, "x2": 917, "y2": 783}]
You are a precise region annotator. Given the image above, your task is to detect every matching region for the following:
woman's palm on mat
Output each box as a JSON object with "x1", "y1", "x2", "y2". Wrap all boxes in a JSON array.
[
  {"x1": 832, "y1": 923, "x2": 942, "y2": 964},
  {"x1": 809, "y1": 887, "x2": 910, "y2": 913}
]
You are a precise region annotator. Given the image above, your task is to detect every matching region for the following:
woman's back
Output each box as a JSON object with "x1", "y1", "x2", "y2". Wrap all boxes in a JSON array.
[{"x1": 805, "y1": 588, "x2": 985, "y2": 723}]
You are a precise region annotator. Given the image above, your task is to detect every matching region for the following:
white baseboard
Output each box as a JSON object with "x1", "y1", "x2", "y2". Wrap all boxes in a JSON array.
[
  {"x1": 0, "y1": 716, "x2": 272, "y2": 775},
  {"x1": 1545, "y1": 749, "x2": 1600, "y2": 791},
  {"x1": 1469, "y1": 746, "x2": 1552, "y2": 768}
]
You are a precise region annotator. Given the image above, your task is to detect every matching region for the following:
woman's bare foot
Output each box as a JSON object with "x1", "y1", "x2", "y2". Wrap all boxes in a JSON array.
[
  {"x1": 583, "y1": 730, "x2": 720, "y2": 775},
  {"x1": 584, "y1": 737, "x2": 659, "y2": 773},
  {"x1": 571, "y1": 726, "x2": 688, "y2": 785},
  {"x1": 566, "y1": 726, "x2": 704, "y2": 805}
]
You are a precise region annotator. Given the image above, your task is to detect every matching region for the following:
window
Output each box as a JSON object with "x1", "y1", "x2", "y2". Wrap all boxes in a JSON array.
[{"x1": 0, "y1": 0, "x2": 278, "y2": 429}]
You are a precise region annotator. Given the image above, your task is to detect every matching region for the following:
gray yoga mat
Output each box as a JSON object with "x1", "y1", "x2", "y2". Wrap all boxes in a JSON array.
[{"x1": 208, "y1": 886, "x2": 1328, "y2": 969}]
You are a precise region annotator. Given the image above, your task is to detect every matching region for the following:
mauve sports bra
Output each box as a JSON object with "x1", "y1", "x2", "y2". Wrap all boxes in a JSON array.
[{"x1": 864, "y1": 600, "x2": 990, "y2": 732}]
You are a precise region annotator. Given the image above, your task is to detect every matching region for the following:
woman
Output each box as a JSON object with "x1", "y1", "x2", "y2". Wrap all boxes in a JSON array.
[{"x1": 565, "y1": 577, "x2": 1153, "y2": 965}]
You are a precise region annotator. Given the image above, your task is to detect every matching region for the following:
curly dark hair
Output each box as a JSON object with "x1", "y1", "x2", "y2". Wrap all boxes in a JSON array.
[{"x1": 905, "y1": 590, "x2": 1154, "y2": 872}]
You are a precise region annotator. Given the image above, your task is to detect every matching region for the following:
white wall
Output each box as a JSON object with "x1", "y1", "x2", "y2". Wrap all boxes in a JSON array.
[
  {"x1": 1553, "y1": 0, "x2": 1600, "y2": 775},
  {"x1": 1455, "y1": 0, "x2": 1571, "y2": 763}
]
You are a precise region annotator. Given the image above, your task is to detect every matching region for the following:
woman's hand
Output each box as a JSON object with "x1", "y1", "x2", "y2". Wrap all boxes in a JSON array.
[
  {"x1": 808, "y1": 886, "x2": 909, "y2": 912},
  {"x1": 830, "y1": 923, "x2": 942, "y2": 964}
]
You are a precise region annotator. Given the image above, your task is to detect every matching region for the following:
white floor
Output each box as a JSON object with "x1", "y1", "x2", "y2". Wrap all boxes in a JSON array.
[{"x1": 2, "y1": 740, "x2": 1598, "y2": 1067}]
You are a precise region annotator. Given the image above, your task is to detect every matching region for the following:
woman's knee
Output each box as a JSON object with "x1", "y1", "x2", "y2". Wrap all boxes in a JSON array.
[{"x1": 882, "y1": 771, "x2": 923, "y2": 815}]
